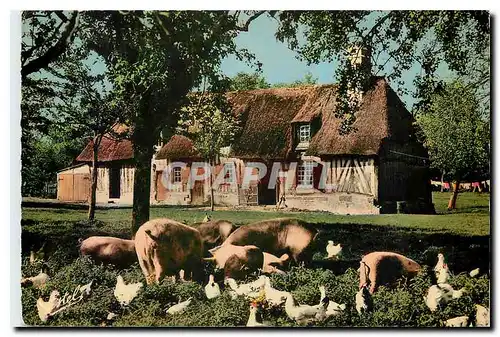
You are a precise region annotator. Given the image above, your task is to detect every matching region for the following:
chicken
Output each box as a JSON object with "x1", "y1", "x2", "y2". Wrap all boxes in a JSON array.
[
  {"x1": 434, "y1": 253, "x2": 447, "y2": 277},
  {"x1": 475, "y1": 304, "x2": 490, "y2": 327},
  {"x1": 224, "y1": 276, "x2": 266, "y2": 299},
  {"x1": 319, "y1": 285, "x2": 346, "y2": 318},
  {"x1": 355, "y1": 284, "x2": 373, "y2": 315},
  {"x1": 165, "y1": 297, "x2": 192, "y2": 315},
  {"x1": 204, "y1": 274, "x2": 221, "y2": 299},
  {"x1": 246, "y1": 303, "x2": 268, "y2": 327},
  {"x1": 444, "y1": 316, "x2": 469, "y2": 327},
  {"x1": 36, "y1": 290, "x2": 61, "y2": 322},
  {"x1": 36, "y1": 281, "x2": 93, "y2": 322},
  {"x1": 262, "y1": 276, "x2": 289, "y2": 307},
  {"x1": 436, "y1": 265, "x2": 450, "y2": 284},
  {"x1": 326, "y1": 241, "x2": 342, "y2": 259},
  {"x1": 425, "y1": 283, "x2": 465, "y2": 312},
  {"x1": 114, "y1": 275, "x2": 143, "y2": 307},
  {"x1": 284, "y1": 289, "x2": 329, "y2": 325},
  {"x1": 469, "y1": 268, "x2": 480, "y2": 278},
  {"x1": 21, "y1": 270, "x2": 50, "y2": 289},
  {"x1": 326, "y1": 302, "x2": 347, "y2": 318},
  {"x1": 29, "y1": 243, "x2": 46, "y2": 265}
]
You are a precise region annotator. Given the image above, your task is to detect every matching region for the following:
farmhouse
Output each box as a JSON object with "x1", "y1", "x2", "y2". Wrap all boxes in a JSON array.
[
  {"x1": 57, "y1": 56, "x2": 434, "y2": 214},
  {"x1": 152, "y1": 77, "x2": 434, "y2": 214},
  {"x1": 57, "y1": 125, "x2": 135, "y2": 204}
]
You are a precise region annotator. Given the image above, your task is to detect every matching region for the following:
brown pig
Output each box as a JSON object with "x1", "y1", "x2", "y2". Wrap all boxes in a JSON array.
[
  {"x1": 262, "y1": 252, "x2": 289, "y2": 275},
  {"x1": 222, "y1": 218, "x2": 319, "y2": 265},
  {"x1": 79, "y1": 236, "x2": 136, "y2": 268},
  {"x1": 359, "y1": 251, "x2": 422, "y2": 293},
  {"x1": 196, "y1": 220, "x2": 235, "y2": 254},
  {"x1": 135, "y1": 218, "x2": 204, "y2": 285},
  {"x1": 205, "y1": 243, "x2": 264, "y2": 280}
]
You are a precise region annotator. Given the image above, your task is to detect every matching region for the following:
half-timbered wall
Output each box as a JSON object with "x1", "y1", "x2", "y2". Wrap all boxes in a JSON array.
[{"x1": 282, "y1": 156, "x2": 380, "y2": 214}]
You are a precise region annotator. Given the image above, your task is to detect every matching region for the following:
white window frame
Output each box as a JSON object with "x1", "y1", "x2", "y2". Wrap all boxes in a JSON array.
[
  {"x1": 297, "y1": 161, "x2": 314, "y2": 188},
  {"x1": 172, "y1": 166, "x2": 182, "y2": 184},
  {"x1": 298, "y1": 124, "x2": 311, "y2": 143}
]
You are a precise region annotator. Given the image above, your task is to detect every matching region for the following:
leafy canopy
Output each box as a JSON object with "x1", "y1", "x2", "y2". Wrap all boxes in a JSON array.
[
  {"x1": 275, "y1": 10, "x2": 490, "y2": 133},
  {"x1": 415, "y1": 80, "x2": 489, "y2": 180}
]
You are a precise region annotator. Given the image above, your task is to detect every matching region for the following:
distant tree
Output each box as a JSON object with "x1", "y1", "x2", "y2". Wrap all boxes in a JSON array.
[
  {"x1": 177, "y1": 91, "x2": 241, "y2": 211},
  {"x1": 59, "y1": 58, "x2": 123, "y2": 220},
  {"x1": 415, "y1": 80, "x2": 489, "y2": 210},
  {"x1": 271, "y1": 71, "x2": 318, "y2": 88},
  {"x1": 230, "y1": 72, "x2": 270, "y2": 90}
]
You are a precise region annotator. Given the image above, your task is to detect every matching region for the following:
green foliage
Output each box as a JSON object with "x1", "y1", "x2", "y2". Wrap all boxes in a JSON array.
[
  {"x1": 25, "y1": 256, "x2": 487, "y2": 327},
  {"x1": 271, "y1": 71, "x2": 318, "y2": 88},
  {"x1": 416, "y1": 80, "x2": 490, "y2": 180},
  {"x1": 230, "y1": 72, "x2": 270, "y2": 91},
  {"x1": 176, "y1": 94, "x2": 241, "y2": 161},
  {"x1": 275, "y1": 11, "x2": 490, "y2": 132}
]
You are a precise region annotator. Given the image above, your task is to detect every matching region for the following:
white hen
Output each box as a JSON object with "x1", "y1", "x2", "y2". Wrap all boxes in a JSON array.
[
  {"x1": 425, "y1": 284, "x2": 465, "y2": 312},
  {"x1": 225, "y1": 276, "x2": 266, "y2": 299},
  {"x1": 326, "y1": 241, "x2": 342, "y2": 259},
  {"x1": 475, "y1": 304, "x2": 489, "y2": 327},
  {"x1": 469, "y1": 268, "x2": 480, "y2": 278},
  {"x1": 36, "y1": 290, "x2": 61, "y2": 322},
  {"x1": 114, "y1": 275, "x2": 143, "y2": 307},
  {"x1": 434, "y1": 253, "x2": 446, "y2": 275},
  {"x1": 166, "y1": 297, "x2": 192, "y2": 315},
  {"x1": 444, "y1": 316, "x2": 469, "y2": 327},
  {"x1": 436, "y1": 266, "x2": 450, "y2": 284},
  {"x1": 284, "y1": 289, "x2": 329, "y2": 325},
  {"x1": 246, "y1": 303, "x2": 268, "y2": 327},
  {"x1": 21, "y1": 270, "x2": 50, "y2": 289},
  {"x1": 355, "y1": 284, "x2": 373, "y2": 315},
  {"x1": 319, "y1": 285, "x2": 346, "y2": 318},
  {"x1": 262, "y1": 276, "x2": 289, "y2": 307},
  {"x1": 204, "y1": 274, "x2": 221, "y2": 299}
]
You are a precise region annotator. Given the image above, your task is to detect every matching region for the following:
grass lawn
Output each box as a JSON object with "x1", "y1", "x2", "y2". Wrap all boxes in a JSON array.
[{"x1": 22, "y1": 192, "x2": 490, "y2": 237}]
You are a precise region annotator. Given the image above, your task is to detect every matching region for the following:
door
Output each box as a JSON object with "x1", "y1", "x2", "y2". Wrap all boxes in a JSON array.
[
  {"x1": 191, "y1": 180, "x2": 204, "y2": 205},
  {"x1": 109, "y1": 167, "x2": 121, "y2": 199}
]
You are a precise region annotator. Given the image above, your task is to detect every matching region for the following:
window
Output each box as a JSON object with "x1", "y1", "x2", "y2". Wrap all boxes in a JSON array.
[
  {"x1": 298, "y1": 124, "x2": 311, "y2": 143},
  {"x1": 297, "y1": 161, "x2": 314, "y2": 188},
  {"x1": 299, "y1": 125, "x2": 311, "y2": 142},
  {"x1": 172, "y1": 167, "x2": 182, "y2": 183}
]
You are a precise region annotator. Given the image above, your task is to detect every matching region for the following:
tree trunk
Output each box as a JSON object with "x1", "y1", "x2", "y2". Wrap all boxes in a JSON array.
[
  {"x1": 132, "y1": 143, "x2": 155, "y2": 235},
  {"x1": 440, "y1": 171, "x2": 445, "y2": 192},
  {"x1": 447, "y1": 180, "x2": 460, "y2": 210},
  {"x1": 88, "y1": 135, "x2": 102, "y2": 221},
  {"x1": 210, "y1": 158, "x2": 215, "y2": 212}
]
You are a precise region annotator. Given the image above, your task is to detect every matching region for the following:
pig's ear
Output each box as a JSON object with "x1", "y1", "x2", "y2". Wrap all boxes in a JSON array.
[
  {"x1": 279, "y1": 254, "x2": 290, "y2": 262},
  {"x1": 208, "y1": 245, "x2": 222, "y2": 254}
]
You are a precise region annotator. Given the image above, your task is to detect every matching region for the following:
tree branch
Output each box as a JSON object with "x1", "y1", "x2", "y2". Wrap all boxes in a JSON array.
[
  {"x1": 21, "y1": 11, "x2": 80, "y2": 79},
  {"x1": 235, "y1": 11, "x2": 266, "y2": 32}
]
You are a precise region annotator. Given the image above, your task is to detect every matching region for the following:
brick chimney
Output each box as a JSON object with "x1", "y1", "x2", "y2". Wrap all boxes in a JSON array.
[
  {"x1": 347, "y1": 45, "x2": 372, "y2": 105},
  {"x1": 347, "y1": 45, "x2": 372, "y2": 72}
]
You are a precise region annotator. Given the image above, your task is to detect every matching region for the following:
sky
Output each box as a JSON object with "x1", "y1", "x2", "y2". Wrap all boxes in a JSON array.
[{"x1": 220, "y1": 14, "x2": 455, "y2": 111}]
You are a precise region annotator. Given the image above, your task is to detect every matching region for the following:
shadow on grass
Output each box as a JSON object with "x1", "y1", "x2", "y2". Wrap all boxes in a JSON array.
[
  {"x1": 436, "y1": 205, "x2": 490, "y2": 215},
  {"x1": 21, "y1": 218, "x2": 490, "y2": 279}
]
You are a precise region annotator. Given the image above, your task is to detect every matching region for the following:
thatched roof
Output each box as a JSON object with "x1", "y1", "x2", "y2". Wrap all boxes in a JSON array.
[
  {"x1": 227, "y1": 77, "x2": 419, "y2": 158},
  {"x1": 155, "y1": 135, "x2": 201, "y2": 160},
  {"x1": 227, "y1": 86, "x2": 317, "y2": 159},
  {"x1": 75, "y1": 124, "x2": 133, "y2": 163}
]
